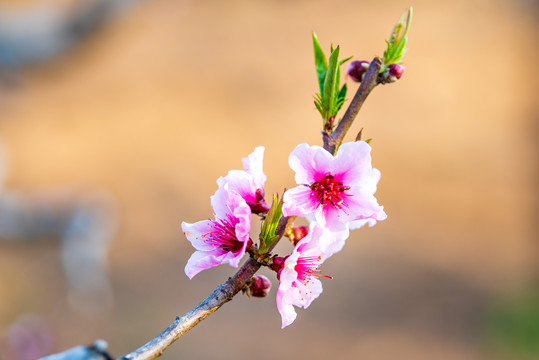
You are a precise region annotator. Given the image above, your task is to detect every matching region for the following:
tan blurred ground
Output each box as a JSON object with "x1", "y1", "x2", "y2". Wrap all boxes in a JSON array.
[{"x1": 0, "y1": 0, "x2": 537, "y2": 359}]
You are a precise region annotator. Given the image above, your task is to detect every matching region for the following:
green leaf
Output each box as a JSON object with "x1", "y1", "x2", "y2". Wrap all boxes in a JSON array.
[
  {"x1": 336, "y1": 83, "x2": 347, "y2": 113},
  {"x1": 258, "y1": 195, "x2": 283, "y2": 255},
  {"x1": 312, "y1": 33, "x2": 351, "y2": 124},
  {"x1": 340, "y1": 56, "x2": 353, "y2": 65},
  {"x1": 312, "y1": 32, "x2": 328, "y2": 95},
  {"x1": 382, "y1": 7, "x2": 413, "y2": 70},
  {"x1": 322, "y1": 45, "x2": 340, "y2": 121}
]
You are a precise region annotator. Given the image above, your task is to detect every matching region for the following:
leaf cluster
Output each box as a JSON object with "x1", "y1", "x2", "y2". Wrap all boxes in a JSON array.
[
  {"x1": 382, "y1": 7, "x2": 413, "y2": 71},
  {"x1": 312, "y1": 32, "x2": 351, "y2": 131},
  {"x1": 258, "y1": 195, "x2": 283, "y2": 255}
]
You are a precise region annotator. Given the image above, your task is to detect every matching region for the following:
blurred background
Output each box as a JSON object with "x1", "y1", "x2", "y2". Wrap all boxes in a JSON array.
[{"x1": 0, "y1": 0, "x2": 537, "y2": 359}]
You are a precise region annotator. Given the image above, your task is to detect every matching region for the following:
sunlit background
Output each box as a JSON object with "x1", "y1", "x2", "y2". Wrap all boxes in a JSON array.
[{"x1": 0, "y1": 0, "x2": 537, "y2": 359}]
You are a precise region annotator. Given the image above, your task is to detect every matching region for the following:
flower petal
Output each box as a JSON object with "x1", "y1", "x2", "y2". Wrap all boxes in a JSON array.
[
  {"x1": 242, "y1": 146, "x2": 266, "y2": 190},
  {"x1": 349, "y1": 218, "x2": 378, "y2": 230},
  {"x1": 346, "y1": 186, "x2": 387, "y2": 222},
  {"x1": 217, "y1": 170, "x2": 258, "y2": 204},
  {"x1": 319, "y1": 222, "x2": 350, "y2": 258},
  {"x1": 210, "y1": 186, "x2": 232, "y2": 219},
  {"x1": 181, "y1": 220, "x2": 217, "y2": 251},
  {"x1": 333, "y1": 141, "x2": 373, "y2": 186},
  {"x1": 184, "y1": 249, "x2": 227, "y2": 279},
  {"x1": 294, "y1": 278, "x2": 323, "y2": 308},
  {"x1": 289, "y1": 143, "x2": 333, "y2": 185},
  {"x1": 282, "y1": 185, "x2": 318, "y2": 217},
  {"x1": 276, "y1": 288, "x2": 298, "y2": 328}
]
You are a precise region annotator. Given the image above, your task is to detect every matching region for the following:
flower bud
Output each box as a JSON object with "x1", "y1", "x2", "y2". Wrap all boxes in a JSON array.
[
  {"x1": 247, "y1": 189, "x2": 271, "y2": 215},
  {"x1": 291, "y1": 226, "x2": 309, "y2": 244},
  {"x1": 388, "y1": 63, "x2": 405, "y2": 81},
  {"x1": 248, "y1": 275, "x2": 272, "y2": 298},
  {"x1": 346, "y1": 60, "x2": 370, "y2": 83},
  {"x1": 271, "y1": 256, "x2": 285, "y2": 272}
]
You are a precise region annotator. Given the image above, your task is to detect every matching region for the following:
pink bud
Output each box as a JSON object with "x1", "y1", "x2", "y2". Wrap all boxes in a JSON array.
[
  {"x1": 248, "y1": 275, "x2": 272, "y2": 298},
  {"x1": 291, "y1": 226, "x2": 309, "y2": 244},
  {"x1": 388, "y1": 64, "x2": 405, "y2": 80},
  {"x1": 346, "y1": 60, "x2": 370, "y2": 83},
  {"x1": 271, "y1": 256, "x2": 285, "y2": 273},
  {"x1": 247, "y1": 189, "x2": 270, "y2": 215}
]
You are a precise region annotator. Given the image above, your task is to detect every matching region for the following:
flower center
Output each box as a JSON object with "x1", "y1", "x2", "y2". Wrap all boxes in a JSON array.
[
  {"x1": 295, "y1": 256, "x2": 332, "y2": 285},
  {"x1": 205, "y1": 215, "x2": 244, "y2": 253},
  {"x1": 309, "y1": 175, "x2": 350, "y2": 210}
]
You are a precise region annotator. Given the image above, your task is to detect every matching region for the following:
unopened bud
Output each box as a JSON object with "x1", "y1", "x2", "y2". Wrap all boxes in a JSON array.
[
  {"x1": 388, "y1": 63, "x2": 405, "y2": 81},
  {"x1": 246, "y1": 189, "x2": 270, "y2": 215},
  {"x1": 248, "y1": 275, "x2": 272, "y2": 298},
  {"x1": 271, "y1": 256, "x2": 285, "y2": 272},
  {"x1": 291, "y1": 226, "x2": 309, "y2": 244},
  {"x1": 270, "y1": 256, "x2": 286, "y2": 278},
  {"x1": 346, "y1": 60, "x2": 370, "y2": 83}
]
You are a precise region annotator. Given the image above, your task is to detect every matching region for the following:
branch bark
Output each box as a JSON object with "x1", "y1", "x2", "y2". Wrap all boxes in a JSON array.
[{"x1": 323, "y1": 57, "x2": 381, "y2": 155}]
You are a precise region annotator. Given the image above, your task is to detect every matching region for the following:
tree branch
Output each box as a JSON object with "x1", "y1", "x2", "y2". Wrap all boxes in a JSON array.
[
  {"x1": 119, "y1": 215, "x2": 291, "y2": 360},
  {"x1": 323, "y1": 57, "x2": 382, "y2": 155},
  {"x1": 120, "y1": 258, "x2": 261, "y2": 360},
  {"x1": 40, "y1": 51, "x2": 381, "y2": 360}
]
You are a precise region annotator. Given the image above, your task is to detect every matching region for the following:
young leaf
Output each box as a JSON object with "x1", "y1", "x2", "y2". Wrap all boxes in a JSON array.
[
  {"x1": 312, "y1": 32, "x2": 328, "y2": 95},
  {"x1": 312, "y1": 34, "x2": 350, "y2": 125},
  {"x1": 340, "y1": 56, "x2": 353, "y2": 66},
  {"x1": 322, "y1": 46, "x2": 340, "y2": 122},
  {"x1": 258, "y1": 195, "x2": 283, "y2": 255},
  {"x1": 382, "y1": 7, "x2": 413, "y2": 71},
  {"x1": 336, "y1": 83, "x2": 347, "y2": 113}
]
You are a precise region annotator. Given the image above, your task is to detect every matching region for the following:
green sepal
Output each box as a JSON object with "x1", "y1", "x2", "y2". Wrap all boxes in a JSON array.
[
  {"x1": 382, "y1": 7, "x2": 413, "y2": 71},
  {"x1": 312, "y1": 32, "x2": 328, "y2": 95},
  {"x1": 258, "y1": 194, "x2": 283, "y2": 255}
]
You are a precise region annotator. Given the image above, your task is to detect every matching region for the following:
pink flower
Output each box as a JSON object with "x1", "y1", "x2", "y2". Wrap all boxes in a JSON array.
[
  {"x1": 276, "y1": 222, "x2": 334, "y2": 328},
  {"x1": 217, "y1": 146, "x2": 269, "y2": 214},
  {"x1": 282, "y1": 142, "x2": 387, "y2": 230},
  {"x1": 181, "y1": 186, "x2": 252, "y2": 279}
]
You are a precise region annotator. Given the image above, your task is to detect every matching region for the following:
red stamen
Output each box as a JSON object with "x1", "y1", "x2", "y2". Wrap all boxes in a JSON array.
[
  {"x1": 309, "y1": 175, "x2": 350, "y2": 211},
  {"x1": 204, "y1": 215, "x2": 243, "y2": 253},
  {"x1": 294, "y1": 255, "x2": 332, "y2": 285}
]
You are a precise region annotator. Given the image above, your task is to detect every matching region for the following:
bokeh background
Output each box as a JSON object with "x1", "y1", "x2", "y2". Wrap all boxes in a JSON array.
[{"x1": 0, "y1": 0, "x2": 538, "y2": 359}]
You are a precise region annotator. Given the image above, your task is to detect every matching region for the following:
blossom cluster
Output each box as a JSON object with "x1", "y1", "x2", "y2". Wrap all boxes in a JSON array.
[{"x1": 181, "y1": 141, "x2": 386, "y2": 328}]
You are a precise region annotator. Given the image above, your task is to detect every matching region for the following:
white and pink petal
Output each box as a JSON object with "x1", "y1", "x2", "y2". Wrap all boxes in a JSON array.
[
  {"x1": 241, "y1": 146, "x2": 266, "y2": 190},
  {"x1": 289, "y1": 143, "x2": 333, "y2": 185},
  {"x1": 282, "y1": 185, "x2": 318, "y2": 218}
]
